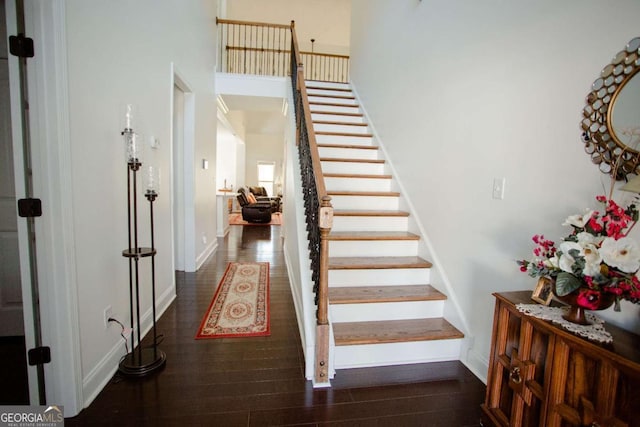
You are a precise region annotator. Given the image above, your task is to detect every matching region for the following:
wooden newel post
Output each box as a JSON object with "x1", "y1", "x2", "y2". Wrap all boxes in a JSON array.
[{"x1": 315, "y1": 195, "x2": 333, "y2": 384}]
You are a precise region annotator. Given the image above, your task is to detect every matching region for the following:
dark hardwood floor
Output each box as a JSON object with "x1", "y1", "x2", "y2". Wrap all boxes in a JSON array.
[{"x1": 67, "y1": 225, "x2": 485, "y2": 426}]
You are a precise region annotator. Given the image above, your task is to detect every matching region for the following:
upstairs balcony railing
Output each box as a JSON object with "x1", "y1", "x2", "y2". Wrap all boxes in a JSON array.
[{"x1": 216, "y1": 18, "x2": 349, "y2": 83}]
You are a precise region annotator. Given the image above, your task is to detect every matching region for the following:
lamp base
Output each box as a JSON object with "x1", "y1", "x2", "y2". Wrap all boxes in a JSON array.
[{"x1": 118, "y1": 348, "x2": 166, "y2": 377}]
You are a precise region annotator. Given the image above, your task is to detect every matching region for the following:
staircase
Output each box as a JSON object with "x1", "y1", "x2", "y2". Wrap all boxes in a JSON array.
[{"x1": 306, "y1": 80, "x2": 464, "y2": 370}]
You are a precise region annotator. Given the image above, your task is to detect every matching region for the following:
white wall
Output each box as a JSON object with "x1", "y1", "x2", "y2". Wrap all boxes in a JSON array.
[
  {"x1": 216, "y1": 117, "x2": 240, "y2": 190},
  {"x1": 226, "y1": 0, "x2": 351, "y2": 55},
  {"x1": 64, "y1": 0, "x2": 217, "y2": 409},
  {"x1": 350, "y1": 0, "x2": 640, "y2": 380},
  {"x1": 244, "y1": 133, "x2": 284, "y2": 190}
]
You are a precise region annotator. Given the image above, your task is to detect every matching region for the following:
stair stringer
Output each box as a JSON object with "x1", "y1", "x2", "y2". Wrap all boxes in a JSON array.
[
  {"x1": 347, "y1": 82, "x2": 485, "y2": 380},
  {"x1": 283, "y1": 87, "x2": 336, "y2": 386}
]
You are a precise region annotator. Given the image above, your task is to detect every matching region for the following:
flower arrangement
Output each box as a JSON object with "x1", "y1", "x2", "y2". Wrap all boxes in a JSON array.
[{"x1": 517, "y1": 195, "x2": 640, "y2": 311}]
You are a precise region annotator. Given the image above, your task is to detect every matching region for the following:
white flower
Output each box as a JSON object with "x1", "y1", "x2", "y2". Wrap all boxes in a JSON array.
[
  {"x1": 558, "y1": 239, "x2": 603, "y2": 276},
  {"x1": 576, "y1": 231, "x2": 602, "y2": 246},
  {"x1": 543, "y1": 255, "x2": 559, "y2": 269},
  {"x1": 600, "y1": 237, "x2": 640, "y2": 273},
  {"x1": 581, "y1": 243, "x2": 602, "y2": 276},
  {"x1": 558, "y1": 241, "x2": 582, "y2": 273},
  {"x1": 562, "y1": 210, "x2": 593, "y2": 228}
]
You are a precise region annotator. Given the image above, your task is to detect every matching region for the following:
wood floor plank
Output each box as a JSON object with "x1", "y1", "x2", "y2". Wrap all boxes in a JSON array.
[{"x1": 65, "y1": 226, "x2": 483, "y2": 426}]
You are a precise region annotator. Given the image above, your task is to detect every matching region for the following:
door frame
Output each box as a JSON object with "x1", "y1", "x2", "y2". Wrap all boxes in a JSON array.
[{"x1": 170, "y1": 65, "x2": 196, "y2": 272}]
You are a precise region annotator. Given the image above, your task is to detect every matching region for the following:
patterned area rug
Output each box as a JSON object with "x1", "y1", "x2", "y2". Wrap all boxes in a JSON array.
[
  {"x1": 195, "y1": 262, "x2": 270, "y2": 339},
  {"x1": 229, "y1": 212, "x2": 282, "y2": 226}
]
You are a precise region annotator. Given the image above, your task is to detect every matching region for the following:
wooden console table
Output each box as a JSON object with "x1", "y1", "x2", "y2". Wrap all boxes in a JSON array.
[{"x1": 481, "y1": 291, "x2": 640, "y2": 426}]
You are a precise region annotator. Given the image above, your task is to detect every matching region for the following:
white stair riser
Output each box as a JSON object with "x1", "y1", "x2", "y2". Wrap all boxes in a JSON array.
[
  {"x1": 329, "y1": 268, "x2": 431, "y2": 287},
  {"x1": 310, "y1": 104, "x2": 360, "y2": 114},
  {"x1": 313, "y1": 123, "x2": 369, "y2": 134},
  {"x1": 325, "y1": 177, "x2": 391, "y2": 192},
  {"x1": 329, "y1": 195, "x2": 399, "y2": 211},
  {"x1": 332, "y1": 215, "x2": 408, "y2": 232},
  {"x1": 316, "y1": 134, "x2": 373, "y2": 145},
  {"x1": 322, "y1": 161, "x2": 385, "y2": 175},
  {"x1": 307, "y1": 88, "x2": 353, "y2": 97},
  {"x1": 329, "y1": 240, "x2": 418, "y2": 257},
  {"x1": 333, "y1": 340, "x2": 462, "y2": 369},
  {"x1": 306, "y1": 81, "x2": 351, "y2": 90},
  {"x1": 308, "y1": 95, "x2": 357, "y2": 105},
  {"x1": 318, "y1": 147, "x2": 379, "y2": 160},
  {"x1": 330, "y1": 300, "x2": 445, "y2": 322},
  {"x1": 311, "y1": 113, "x2": 364, "y2": 124}
]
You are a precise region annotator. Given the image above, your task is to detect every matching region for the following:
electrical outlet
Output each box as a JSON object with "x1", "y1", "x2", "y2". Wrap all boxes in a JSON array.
[
  {"x1": 202, "y1": 235, "x2": 207, "y2": 244},
  {"x1": 104, "y1": 305, "x2": 113, "y2": 329}
]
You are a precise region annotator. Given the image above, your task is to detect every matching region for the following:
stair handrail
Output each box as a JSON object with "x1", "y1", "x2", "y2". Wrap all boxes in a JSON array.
[
  {"x1": 216, "y1": 18, "x2": 349, "y2": 82},
  {"x1": 290, "y1": 20, "x2": 333, "y2": 384}
]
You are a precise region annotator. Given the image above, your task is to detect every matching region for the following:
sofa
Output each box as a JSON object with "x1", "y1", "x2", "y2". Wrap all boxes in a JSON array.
[
  {"x1": 237, "y1": 188, "x2": 273, "y2": 223},
  {"x1": 248, "y1": 186, "x2": 281, "y2": 213}
]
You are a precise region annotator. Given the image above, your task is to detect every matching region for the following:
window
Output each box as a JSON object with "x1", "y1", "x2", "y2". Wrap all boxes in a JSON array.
[{"x1": 257, "y1": 161, "x2": 275, "y2": 195}]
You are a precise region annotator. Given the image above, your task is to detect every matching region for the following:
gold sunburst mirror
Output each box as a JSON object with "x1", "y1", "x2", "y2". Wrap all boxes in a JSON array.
[{"x1": 581, "y1": 36, "x2": 640, "y2": 180}]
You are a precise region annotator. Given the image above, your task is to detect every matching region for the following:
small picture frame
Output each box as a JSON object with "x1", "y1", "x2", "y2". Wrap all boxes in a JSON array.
[{"x1": 531, "y1": 277, "x2": 553, "y2": 305}]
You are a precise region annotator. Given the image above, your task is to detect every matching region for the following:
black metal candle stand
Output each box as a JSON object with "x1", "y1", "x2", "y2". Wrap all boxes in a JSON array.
[{"x1": 119, "y1": 157, "x2": 166, "y2": 377}]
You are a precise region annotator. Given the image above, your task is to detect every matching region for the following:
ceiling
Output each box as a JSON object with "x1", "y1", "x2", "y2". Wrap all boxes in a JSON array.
[{"x1": 220, "y1": 95, "x2": 287, "y2": 136}]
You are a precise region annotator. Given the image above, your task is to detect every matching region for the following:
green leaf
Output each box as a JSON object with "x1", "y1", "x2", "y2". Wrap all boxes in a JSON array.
[{"x1": 555, "y1": 272, "x2": 582, "y2": 296}]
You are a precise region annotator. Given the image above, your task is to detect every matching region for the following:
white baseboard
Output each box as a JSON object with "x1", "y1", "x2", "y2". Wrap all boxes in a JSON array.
[
  {"x1": 463, "y1": 347, "x2": 489, "y2": 385},
  {"x1": 81, "y1": 285, "x2": 176, "y2": 408},
  {"x1": 196, "y1": 240, "x2": 218, "y2": 270}
]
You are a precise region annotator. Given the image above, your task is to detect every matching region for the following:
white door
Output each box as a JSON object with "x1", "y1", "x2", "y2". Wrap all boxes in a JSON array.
[
  {"x1": 4, "y1": 0, "x2": 43, "y2": 404},
  {"x1": 0, "y1": 0, "x2": 24, "y2": 338}
]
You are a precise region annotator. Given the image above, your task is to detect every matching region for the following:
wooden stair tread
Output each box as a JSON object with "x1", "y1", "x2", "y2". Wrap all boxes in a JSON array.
[
  {"x1": 324, "y1": 173, "x2": 391, "y2": 179},
  {"x1": 309, "y1": 101, "x2": 359, "y2": 108},
  {"x1": 313, "y1": 120, "x2": 368, "y2": 126},
  {"x1": 327, "y1": 231, "x2": 419, "y2": 241},
  {"x1": 333, "y1": 209, "x2": 409, "y2": 217},
  {"x1": 316, "y1": 131, "x2": 373, "y2": 138},
  {"x1": 310, "y1": 110, "x2": 363, "y2": 117},
  {"x1": 333, "y1": 318, "x2": 464, "y2": 346},
  {"x1": 329, "y1": 285, "x2": 445, "y2": 304},
  {"x1": 306, "y1": 85, "x2": 353, "y2": 93},
  {"x1": 308, "y1": 93, "x2": 355, "y2": 100},
  {"x1": 320, "y1": 158, "x2": 385, "y2": 164},
  {"x1": 317, "y1": 144, "x2": 378, "y2": 150},
  {"x1": 327, "y1": 190, "x2": 400, "y2": 197},
  {"x1": 329, "y1": 256, "x2": 432, "y2": 270}
]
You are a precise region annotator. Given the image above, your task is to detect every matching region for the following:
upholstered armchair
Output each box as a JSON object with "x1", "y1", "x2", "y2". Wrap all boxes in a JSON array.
[
  {"x1": 236, "y1": 189, "x2": 272, "y2": 223},
  {"x1": 249, "y1": 186, "x2": 281, "y2": 212}
]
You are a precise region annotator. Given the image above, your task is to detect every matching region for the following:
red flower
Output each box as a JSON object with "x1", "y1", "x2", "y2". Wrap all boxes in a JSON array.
[
  {"x1": 576, "y1": 289, "x2": 602, "y2": 310},
  {"x1": 587, "y1": 217, "x2": 603, "y2": 233}
]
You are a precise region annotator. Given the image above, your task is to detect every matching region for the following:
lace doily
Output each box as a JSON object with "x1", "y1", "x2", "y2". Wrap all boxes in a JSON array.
[{"x1": 516, "y1": 304, "x2": 613, "y2": 344}]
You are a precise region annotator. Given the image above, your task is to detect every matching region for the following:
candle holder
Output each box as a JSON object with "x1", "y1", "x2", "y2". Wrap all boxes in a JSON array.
[{"x1": 118, "y1": 107, "x2": 166, "y2": 377}]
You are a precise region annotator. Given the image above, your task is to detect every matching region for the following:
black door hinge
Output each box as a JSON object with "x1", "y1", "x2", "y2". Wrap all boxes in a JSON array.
[
  {"x1": 28, "y1": 347, "x2": 51, "y2": 366},
  {"x1": 18, "y1": 198, "x2": 42, "y2": 218},
  {"x1": 9, "y1": 34, "x2": 34, "y2": 58}
]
